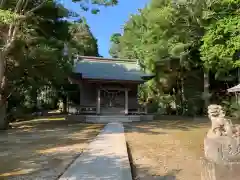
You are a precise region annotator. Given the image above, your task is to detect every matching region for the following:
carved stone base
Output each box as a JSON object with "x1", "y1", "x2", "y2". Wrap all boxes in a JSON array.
[
  {"x1": 201, "y1": 157, "x2": 240, "y2": 180},
  {"x1": 204, "y1": 136, "x2": 240, "y2": 164}
]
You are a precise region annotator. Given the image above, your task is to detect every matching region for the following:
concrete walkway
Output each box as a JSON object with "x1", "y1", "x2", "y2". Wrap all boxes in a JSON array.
[{"x1": 58, "y1": 122, "x2": 132, "y2": 180}]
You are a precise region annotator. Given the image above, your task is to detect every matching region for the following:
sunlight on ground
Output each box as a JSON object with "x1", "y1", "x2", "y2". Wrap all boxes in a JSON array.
[
  {"x1": 125, "y1": 119, "x2": 209, "y2": 180},
  {"x1": 14, "y1": 117, "x2": 66, "y2": 124},
  {"x1": 0, "y1": 120, "x2": 103, "y2": 179},
  {"x1": 173, "y1": 127, "x2": 207, "y2": 157},
  {"x1": 0, "y1": 169, "x2": 35, "y2": 177},
  {"x1": 38, "y1": 144, "x2": 85, "y2": 154}
]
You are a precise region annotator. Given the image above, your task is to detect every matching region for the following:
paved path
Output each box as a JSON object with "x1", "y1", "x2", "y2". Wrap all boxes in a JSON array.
[{"x1": 58, "y1": 122, "x2": 132, "y2": 180}]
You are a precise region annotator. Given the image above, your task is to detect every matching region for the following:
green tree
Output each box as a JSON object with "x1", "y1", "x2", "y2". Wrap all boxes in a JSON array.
[
  {"x1": 69, "y1": 20, "x2": 99, "y2": 56},
  {"x1": 0, "y1": 0, "x2": 118, "y2": 129},
  {"x1": 5, "y1": 2, "x2": 72, "y2": 116},
  {"x1": 200, "y1": 0, "x2": 240, "y2": 77},
  {"x1": 117, "y1": 0, "x2": 240, "y2": 115},
  {"x1": 109, "y1": 33, "x2": 121, "y2": 58},
  {"x1": 116, "y1": 0, "x2": 209, "y2": 114}
]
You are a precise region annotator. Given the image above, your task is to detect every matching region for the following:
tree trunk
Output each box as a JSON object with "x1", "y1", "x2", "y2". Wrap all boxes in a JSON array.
[
  {"x1": 0, "y1": 51, "x2": 8, "y2": 130},
  {"x1": 203, "y1": 69, "x2": 210, "y2": 112},
  {"x1": 62, "y1": 96, "x2": 67, "y2": 113},
  {"x1": 176, "y1": 79, "x2": 183, "y2": 115},
  {"x1": 30, "y1": 87, "x2": 38, "y2": 112},
  {"x1": 238, "y1": 68, "x2": 240, "y2": 84},
  {"x1": 177, "y1": 69, "x2": 186, "y2": 115},
  {"x1": 0, "y1": 101, "x2": 7, "y2": 130},
  {"x1": 180, "y1": 75, "x2": 186, "y2": 115}
]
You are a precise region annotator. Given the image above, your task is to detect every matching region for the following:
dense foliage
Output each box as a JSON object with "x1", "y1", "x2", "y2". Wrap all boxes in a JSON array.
[
  {"x1": 110, "y1": 0, "x2": 240, "y2": 116},
  {"x1": 0, "y1": 0, "x2": 239, "y2": 129},
  {"x1": 0, "y1": 0, "x2": 118, "y2": 129}
]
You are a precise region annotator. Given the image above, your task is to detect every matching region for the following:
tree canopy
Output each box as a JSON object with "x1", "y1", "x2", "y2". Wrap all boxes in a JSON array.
[
  {"x1": 109, "y1": 0, "x2": 240, "y2": 115},
  {"x1": 0, "y1": 0, "x2": 118, "y2": 129},
  {"x1": 109, "y1": 33, "x2": 121, "y2": 58}
]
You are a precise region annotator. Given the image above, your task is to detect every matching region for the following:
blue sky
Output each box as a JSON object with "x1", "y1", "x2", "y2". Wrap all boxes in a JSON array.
[{"x1": 64, "y1": 0, "x2": 150, "y2": 57}]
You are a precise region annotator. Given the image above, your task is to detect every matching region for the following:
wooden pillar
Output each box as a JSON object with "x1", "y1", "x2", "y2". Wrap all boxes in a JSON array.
[
  {"x1": 97, "y1": 89, "x2": 101, "y2": 114},
  {"x1": 78, "y1": 84, "x2": 82, "y2": 114},
  {"x1": 125, "y1": 89, "x2": 128, "y2": 115},
  {"x1": 79, "y1": 84, "x2": 81, "y2": 105},
  {"x1": 145, "y1": 104, "x2": 148, "y2": 114}
]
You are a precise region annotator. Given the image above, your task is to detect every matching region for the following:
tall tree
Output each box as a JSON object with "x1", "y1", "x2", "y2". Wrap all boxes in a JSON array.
[
  {"x1": 69, "y1": 20, "x2": 99, "y2": 56},
  {"x1": 0, "y1": 0, "x2": 118, "y2": 129},
  {"x1": 116, "y1": 0, "x2": 209, "y2": 114},
  {"x1": 117, "y1": 0, "x2": 240, "y2": 115},
  {"x1": 200, "y1": 0, "x2": 240, "y2": 76},
  {"x1": 109, "y1": 33, "x2": 121, "y2": 58}
]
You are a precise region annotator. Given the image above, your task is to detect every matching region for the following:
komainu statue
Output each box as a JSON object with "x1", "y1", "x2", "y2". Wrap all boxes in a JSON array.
[{"x1": 204, "y1": 104, "x2": 240, "y2": 163}]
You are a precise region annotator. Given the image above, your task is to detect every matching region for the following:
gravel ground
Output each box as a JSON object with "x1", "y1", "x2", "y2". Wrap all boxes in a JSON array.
[
  {"x1": 124, "y1": 120, "x2": 209, "y2": 180},
  {"x1": 0, "y1": 120, "x2": 103, "y2": 180}
]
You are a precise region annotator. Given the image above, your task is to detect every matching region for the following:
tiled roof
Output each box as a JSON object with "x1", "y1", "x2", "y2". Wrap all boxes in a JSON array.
[{"x1": 73, "y1": 56, "x2": 153, "y2": 81}]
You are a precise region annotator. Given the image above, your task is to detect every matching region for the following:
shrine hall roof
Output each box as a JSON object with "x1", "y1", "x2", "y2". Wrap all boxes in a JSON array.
[{"x1": 73, "y1": 56, "x2": 154, "y2": 82}]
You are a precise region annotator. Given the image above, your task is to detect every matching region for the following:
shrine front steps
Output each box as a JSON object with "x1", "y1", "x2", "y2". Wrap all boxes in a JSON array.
[
  {"x1": 66, "y1": 114, "x2": 154, "y2": 123},
  {"x1": 85, "y1": 115, "x2": 141, "y2": 123}
]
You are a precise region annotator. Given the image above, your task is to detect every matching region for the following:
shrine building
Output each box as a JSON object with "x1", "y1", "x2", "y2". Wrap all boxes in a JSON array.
[{"x1": 69, "y1": 56, "x2": 154, "y2": 116}]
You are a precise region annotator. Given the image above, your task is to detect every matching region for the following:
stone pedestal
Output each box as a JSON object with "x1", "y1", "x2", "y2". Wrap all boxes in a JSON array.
[
  {"x1": 202, "y1": 104, "x2": 240, "y2": 180},
  {"x1": 204, "y1": 137, "x2": 240, "y2": 164},
  {"x1": 201, "y1": 157, "x2": 240, "y2": 180},
  {"x1": 202, "y1": 136, "x2": 240, "y2": 180}
]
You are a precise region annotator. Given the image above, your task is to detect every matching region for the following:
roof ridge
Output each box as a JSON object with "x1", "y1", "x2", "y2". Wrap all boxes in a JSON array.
[{"x1": 78, "y1": 56, "x2": 138, "y2": 62}]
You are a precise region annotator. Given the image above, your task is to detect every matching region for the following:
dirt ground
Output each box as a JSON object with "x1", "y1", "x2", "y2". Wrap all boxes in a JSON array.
[
  {"x1": 124, "y1": 119, "x2": 210, "y2": 180},
  {"x1": 0, "y1": 119, "x2": 103, "y2": 180}
]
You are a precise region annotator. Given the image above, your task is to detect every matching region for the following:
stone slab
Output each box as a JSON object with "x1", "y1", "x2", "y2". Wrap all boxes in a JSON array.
[{"x1": 58, "y1": 122, "x2": 132, "y2": 180}]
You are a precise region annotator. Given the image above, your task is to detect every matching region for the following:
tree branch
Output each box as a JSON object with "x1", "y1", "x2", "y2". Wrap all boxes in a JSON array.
[
  {"x1": 22, "y1": 0, "x2": 29, "y2": 13},
  {"x1": 5, "y1": 23, "x2": 19, "y2": 51},
  {"x1": 15, "y1": 0, "x2": 24, "y2": 13},
  {"x1": 10, "y1": 25, "x2": 19, "y2": 44},
  {"x1": 25, "y1": 0, "x2": 48, "y2": 16},
  {"x1": 0, "y1": 0, "x2": 6, "y2": 8}
]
